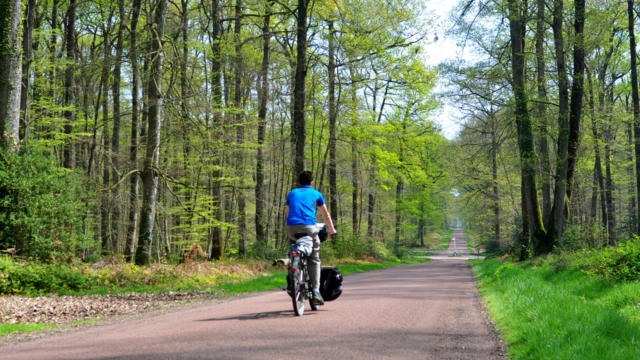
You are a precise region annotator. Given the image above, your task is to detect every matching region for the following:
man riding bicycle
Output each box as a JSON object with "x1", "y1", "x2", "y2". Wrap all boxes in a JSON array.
[{"x1": 285, "y1": 171, "x2": 337, "y2": 305}]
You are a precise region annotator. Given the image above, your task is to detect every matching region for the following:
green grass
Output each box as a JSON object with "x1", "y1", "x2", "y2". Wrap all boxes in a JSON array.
[
  {"x1": 0, "y1": 323, "x2": 57, "y2": 336},
  {"x1": 0, "y1": 318, "x2": 101, "y2": 337},
  {"x1": 471, "y1": 259, "x2": 640, "y2": 360}
]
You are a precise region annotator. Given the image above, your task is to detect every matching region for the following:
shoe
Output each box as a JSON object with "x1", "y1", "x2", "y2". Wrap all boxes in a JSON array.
[{"x1": 311, "y1": 289, "x2": 324, "y2": 305}]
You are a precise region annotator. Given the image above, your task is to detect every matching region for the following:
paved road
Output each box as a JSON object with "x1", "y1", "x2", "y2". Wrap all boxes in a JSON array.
[
  {"x1": 427, "y1": 229, "x2": 485, "y2": 261},
  {"x1": 3, "y1": 230, "x2": 504, "y2": 360}
]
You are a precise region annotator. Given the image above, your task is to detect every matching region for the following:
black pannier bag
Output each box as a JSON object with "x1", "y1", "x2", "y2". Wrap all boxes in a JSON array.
[{"x1": 319, "y1": 267, "x2": 343, "y2": 301}]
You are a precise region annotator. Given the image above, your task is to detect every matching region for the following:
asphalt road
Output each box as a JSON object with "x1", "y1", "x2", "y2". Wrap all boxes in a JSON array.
[{"x1": 2, "y1": 230, "x2": 504, "y2": 360}]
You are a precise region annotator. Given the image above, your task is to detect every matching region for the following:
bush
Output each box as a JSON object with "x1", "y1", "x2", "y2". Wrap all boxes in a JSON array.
[
  {"x1": 0, "y1": 256, "x2": 89, "y2": 295},
  {"x1": 573, "y1": 237, "x2": 640, "y2": 281},
  {"x1": 0, "y1": 144, "x2": 94, "y2": 261},
  {"x1": 557, "y1": 223, "x2": 607, "y2": 251}
]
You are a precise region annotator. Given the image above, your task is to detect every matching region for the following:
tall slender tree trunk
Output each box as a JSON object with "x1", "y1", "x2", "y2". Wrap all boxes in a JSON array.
[
  {"x1": 367, "y1": 80, "x2": 389, "y2": 239},
  {"x1": 591, "y1": 105, "x2": 608, "y2": 235},
  {"x1": 629, "y1": 0, "x2": 640, "y2": 234},
  {"x1": 62, "y1": 0, "x2": 76, "y2": 168},
  {"x1": 0, "y1": 0, "x2": 23, "y2": 151},
  {"x1": 233, "y1": 0, "x2": 247, "y2": 257},
  {"x1": 255, "y1": 1, "x2": 272, "y2": 246},
  {"x1": 587, "y1": 70, "x2": 607, "y2": 231},
  {"x1": 125, "y1": 0, "x2": 142, "y2": 262},
  {"x1": 136, "y1": 0, "x2": 167, "y2": 265},
  {"x1": 547, "y1": 0, "x2": 570, "y2": 246},
  {"x1": 394, "y1": 179, "x2": 403, "y2": 248},
  {"x1": 180, "y1": 0, "x2": 193, "y2": 243},
  {"x1": 565, "y1": 0, "x2": 585, "y2": 201},
  {"x1": 535, "y1": 0, "x2": 552, "y2": 220},
  {"x1": 293, "y1": 0, "x2": 309, "y2": 176},
  {"x1": 628, "y1": 121, "x2": 637, "y2": 230},
  {"x1": 111, "y1": 0, "x2": 125, "y2": 252},
  {"x1": 491, "y1": 122, "x2": 500, "y2": 246},
  {"x1": 604, "y1": 89, "x2": 616, "y2": 244},
  {"x1": 20, "y1": 0, "x2": 37, "y2": 142},
  {"x1": 210, "y1": 0, "x2": 224, "y2": 260},
  {"x1": 327, "y1": 21, "x2": 338, "y2": 224},
  {"x1": 100, "y1": 14, "x2": 112, "y2": 254}
]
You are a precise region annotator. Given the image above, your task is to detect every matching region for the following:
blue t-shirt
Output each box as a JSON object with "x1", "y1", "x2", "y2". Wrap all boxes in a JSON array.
[{"x1": 286, "y1": 185, "x2": 325, "y2": 225}]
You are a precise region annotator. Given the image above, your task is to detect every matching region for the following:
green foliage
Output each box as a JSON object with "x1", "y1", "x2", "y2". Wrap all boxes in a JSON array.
[
  {"x1": 322, "y1": 237, "x2": 400, "y2": 263},
  {"x1": 0, "y1": 144, "x2": 94, "y2": 261},
  {"x1": 557, "y1": 223, "x2": 608, "y2": 251},
  {"x1": 0, "y1": 256, "x2": 88, "y2": 295},
  {"x1": 472, "y1": 259, "x2": 640, "y2": 360},
  {"x1": 572, "y1": 237, "x2": 640, "y2": 281}
]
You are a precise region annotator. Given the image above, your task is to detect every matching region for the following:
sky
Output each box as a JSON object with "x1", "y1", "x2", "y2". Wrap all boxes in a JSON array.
[{"x1": 421, "y1": 0, "x2": 471, "y2": 140}]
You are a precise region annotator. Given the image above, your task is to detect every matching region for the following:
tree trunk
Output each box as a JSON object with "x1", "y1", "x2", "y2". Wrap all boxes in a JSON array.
[
  {"x1": 125, "y1": 0, "x2": 143, "y2": 262},
  {"x1": 20, "y1": 0, "x2": 37, "y2": 142},
  {"x1": 255, "y1": 1, "x2": 272, "y2": 246},
  {"x1": 535, "y1": 0, "x2": 552, "y2": 220},
  {"x1": 233, "y1": 0, "x2": 247, "y2": 257},
  {"x1": 180, "y1": 0, "x2": 193, "y2": 244},
  {"x1": 629, "y1": 0, "x2": 640, "y2": 234},
  {"x1": 547, "y1": 0, "x2": 570, "y2": 246},
  {"x1": 293, "y1": 0, "x2": 309, "y2": 175},
  {"x1": 100, "y1": 14, "x2": 112, "y2": 254},
  {"x1": 0, "y1": 0, "x2": 23, "y2": 151},
  {"x1": 209, "y1": 0, "x2": 224, "y2": 260},
  {"x1": 394, "y1": 179, "x2": 403, "y2": 248},
  {"x1": 328, "y1": 21, "x2": 338, "y2": 225},
  {"x1": 491, "y1": 123, "x2": 500, "y2": 246},
  {"x1": 628, "y1": 121, "x2": 637, "y2": 230},
  {"x1": 507, "y1": 0, "x2": 545, "y2": 256},
  {"x1": 62, "y1": 0, "x2": 76, "y2": 168},
  {"x1": 565, "y1": 0, "x2": 585, "y2": 201},
  {"x1": 111, "y1": 0, "x2": 125, "y2": 252},
  {"x1": 604, "y1": 89, "x2": 616, "y2": 244},
  {"x1": 136, "y1": 0, "x2": 167, "y2": 265}
]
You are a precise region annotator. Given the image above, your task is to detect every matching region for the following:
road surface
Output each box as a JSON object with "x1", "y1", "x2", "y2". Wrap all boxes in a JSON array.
[{"x1": 2, "y1": 229, "x2": 504, "y2": 359}]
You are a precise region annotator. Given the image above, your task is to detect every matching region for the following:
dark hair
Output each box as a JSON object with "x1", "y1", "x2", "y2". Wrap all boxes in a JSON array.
[{"x1": 298, "y1": 171, "x2": 313, "y2": 185}]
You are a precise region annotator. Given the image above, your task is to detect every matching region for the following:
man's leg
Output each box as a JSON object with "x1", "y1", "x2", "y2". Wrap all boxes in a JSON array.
[{"x1": 308, "y1": 233, "x2": 321, "y2": 291}]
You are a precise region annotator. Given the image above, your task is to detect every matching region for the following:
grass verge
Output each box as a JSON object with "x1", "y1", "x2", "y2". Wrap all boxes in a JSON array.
[
  {"x1": 0, "y1": 319, "x2": 100, "y2": 337},
  {"x1": 471, "y1": 259, "x2": 640, "y2": 360}
]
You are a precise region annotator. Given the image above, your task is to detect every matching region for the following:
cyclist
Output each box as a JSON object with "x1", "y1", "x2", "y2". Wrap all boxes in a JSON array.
[{"x1": 285, "y1": 170, "x2": 337, "y2": 305}]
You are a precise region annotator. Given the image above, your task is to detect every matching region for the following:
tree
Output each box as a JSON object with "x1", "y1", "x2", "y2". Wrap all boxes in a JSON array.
[
  {"x1": 0, "y1": 0, "x2": 23, "y2": 151},
  {"x1": 292, "y1": 0, "x2": 310, "y2": 176},
  {"x1": 136, "y1": 0, "x2": 168, "y2": 265}
]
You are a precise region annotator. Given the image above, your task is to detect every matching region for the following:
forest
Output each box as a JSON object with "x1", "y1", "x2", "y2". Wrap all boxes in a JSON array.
[
  {"x1": 449, "y1": 0, "x2": 640, "y2": 259},
  {"x1": 0, "y1": 0, "x2": 450, "y2": 264},
  {"x1": 4, "y1": 0, "x2": 640, "y2": 265}
]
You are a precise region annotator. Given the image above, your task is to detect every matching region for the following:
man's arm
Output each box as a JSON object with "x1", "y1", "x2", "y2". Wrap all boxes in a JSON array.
[{"x1": 319, "y1": 204, "x2": 337, "y2": 235}]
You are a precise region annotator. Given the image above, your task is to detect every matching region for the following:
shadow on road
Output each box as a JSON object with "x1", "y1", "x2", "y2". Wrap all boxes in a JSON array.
[{"x1": 197, "y1": 309, "x2": 324, "y2": 322}]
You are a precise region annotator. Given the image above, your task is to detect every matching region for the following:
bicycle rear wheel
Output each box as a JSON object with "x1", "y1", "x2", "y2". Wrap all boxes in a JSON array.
[{"x1": 291, "y1": 261, "x2": 306, "y2": 316}]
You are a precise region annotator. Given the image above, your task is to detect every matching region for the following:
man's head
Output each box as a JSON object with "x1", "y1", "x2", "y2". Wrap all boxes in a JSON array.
[{"x1": 298, "y1": 171, "x2": 313, "y2": 186}]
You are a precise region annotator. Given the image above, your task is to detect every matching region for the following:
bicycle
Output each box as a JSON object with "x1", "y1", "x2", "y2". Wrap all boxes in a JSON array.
[{"x1": 286, "y1": 223, "x2": 334, "y2": 316}]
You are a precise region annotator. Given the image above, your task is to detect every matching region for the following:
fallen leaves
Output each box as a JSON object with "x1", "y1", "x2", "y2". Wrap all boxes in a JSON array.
[{"x1": 0, "y1": 292, "x2": 213, "y2": 325}]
